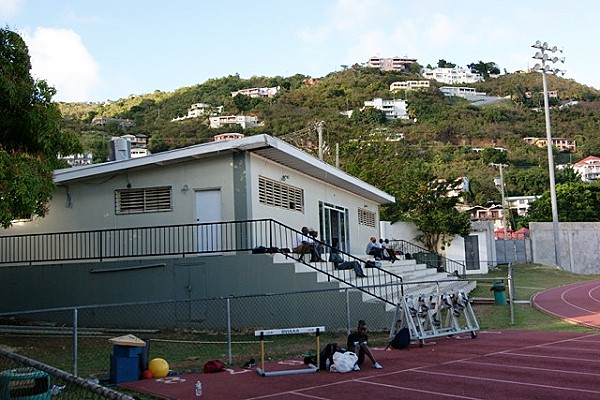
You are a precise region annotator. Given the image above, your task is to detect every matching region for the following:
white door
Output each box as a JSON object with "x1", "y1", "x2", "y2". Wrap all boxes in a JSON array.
[{"x1": 195, "y1": 190, "x2": 222, "y2": 253}]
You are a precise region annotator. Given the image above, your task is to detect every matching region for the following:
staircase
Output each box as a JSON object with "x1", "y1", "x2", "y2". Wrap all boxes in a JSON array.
[{"x1": 272, "y1": 253, "x2": 476, "y2": 311}]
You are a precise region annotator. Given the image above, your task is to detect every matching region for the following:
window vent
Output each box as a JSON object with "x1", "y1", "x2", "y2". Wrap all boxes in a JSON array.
[
  {"x1": 115, "y1": 186, "x2": 172, "y2": 214},
  {"x1": 358, "y1": 208, "x2": 376, "y2": 227},
  {"x1": 258, "y1": 176, "x2": 304, "y2": 212}
]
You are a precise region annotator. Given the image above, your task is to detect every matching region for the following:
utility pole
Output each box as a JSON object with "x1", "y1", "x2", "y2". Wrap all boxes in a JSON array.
[
  {"x1": 490, "y1": 163, "x2": 509, "y2": 240},
  {"x1": 317, "y1": 121, "x2": 324, "y2": 160}
]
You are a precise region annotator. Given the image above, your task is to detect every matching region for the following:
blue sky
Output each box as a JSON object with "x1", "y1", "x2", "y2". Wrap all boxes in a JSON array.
[{"x1": 2, "y1": 0, "x2": 599, "y2": 102}]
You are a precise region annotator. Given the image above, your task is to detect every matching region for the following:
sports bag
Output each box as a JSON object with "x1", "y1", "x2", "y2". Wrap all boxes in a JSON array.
[
  {"x1": 203, "y1": 359, "x2": 226, "y2": 373},
  {"x1": 390, "y1": 327, "x2": 411, "y2": 349}
]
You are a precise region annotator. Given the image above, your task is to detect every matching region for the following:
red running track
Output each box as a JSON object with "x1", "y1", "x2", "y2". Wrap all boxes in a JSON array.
[
  {"x1": 120, "y1": 329, "x2": 600, "y2": 399},
  {"x1": 532, "y1": 279, "x2": 600, "y2": 329}
]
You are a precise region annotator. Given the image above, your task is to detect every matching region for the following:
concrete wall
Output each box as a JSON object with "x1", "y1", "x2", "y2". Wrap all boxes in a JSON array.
[
  {"x1": 530, "y1": 222, "x2": 600, "y2": 274},
  {"x1": 381, "y1": 220, "x2": 496, "y2": 275},
  {"x1": 0, "y1": 254, "x2": 393, "y2": 330}
]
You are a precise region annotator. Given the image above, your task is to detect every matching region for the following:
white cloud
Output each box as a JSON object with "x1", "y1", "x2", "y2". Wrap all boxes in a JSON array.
[
  {"x1": 0, "y1": 0, "x2": 24, "y2": 19},
  {"x1": 22, "y1": 27, "x2": 102, "y2": 102}
]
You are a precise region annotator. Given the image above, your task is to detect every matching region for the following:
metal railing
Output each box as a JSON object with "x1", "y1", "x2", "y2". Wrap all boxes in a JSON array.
[
  {"x1": 390, "y1": 240, "x2": 467, "y2": 277},
  {"x1": 0, "y1": 219, "x2": 406, "y2": 305}
]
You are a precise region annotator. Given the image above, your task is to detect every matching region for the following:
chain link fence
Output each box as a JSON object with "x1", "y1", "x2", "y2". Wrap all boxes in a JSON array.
[{"x1": 0, "y1": 271, "x2": 517, "y2": 399}]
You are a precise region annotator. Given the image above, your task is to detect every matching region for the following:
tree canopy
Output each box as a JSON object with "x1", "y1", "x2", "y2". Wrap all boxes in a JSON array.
[{"x1": 0, "y1": 28, "x2": 81, "y2": 228}]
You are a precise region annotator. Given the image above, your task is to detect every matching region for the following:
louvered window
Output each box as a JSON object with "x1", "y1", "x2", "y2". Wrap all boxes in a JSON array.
[
  {"x1": 115, "y1": 186, "x2": 172, "y2": 214},
  {"x1": 358, "y1": 208, "x2": 376, "y2": 227},
  {"x1": 258, "y1": 176, "x2": 304, "y2": 212}
]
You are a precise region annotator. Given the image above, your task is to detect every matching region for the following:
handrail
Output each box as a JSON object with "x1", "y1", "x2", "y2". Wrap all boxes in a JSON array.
[
  {"x1": 390, "y1": 239, "x2": 466, "y2": 278},
  {"x1": 0, "y1": 219, "x2": 405, "y2": 306}
]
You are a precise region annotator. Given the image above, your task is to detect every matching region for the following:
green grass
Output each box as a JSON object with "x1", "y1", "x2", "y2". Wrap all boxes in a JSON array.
[{"x1": 469, "y1": 262, "x2": 600, "y2": 332}]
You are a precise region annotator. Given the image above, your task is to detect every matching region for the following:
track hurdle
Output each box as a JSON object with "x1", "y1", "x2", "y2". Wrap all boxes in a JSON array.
[{"x1": 254, "y1": 326, "x2": 325, "y2": 377}]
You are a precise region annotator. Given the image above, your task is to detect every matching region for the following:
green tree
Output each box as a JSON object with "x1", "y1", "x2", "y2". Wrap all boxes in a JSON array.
[
  {"x1": 383, "y1": 163, "x2": 472, "y2": 252},
  {"x1": 480, "y1": 148, "x2": 508, "y2": 165},
  {"x1": 437, "y1": 59, "x2": 456, "y2": 68},
  {"x1": 467, "y1": 61, "x2": 500, "y2": 79},
  {"x1": 526, "y1": 182, "x2": 600, "y2": 222},
  {"x1": 0, "y1": 28, "x2": 81, "y2": 228}
]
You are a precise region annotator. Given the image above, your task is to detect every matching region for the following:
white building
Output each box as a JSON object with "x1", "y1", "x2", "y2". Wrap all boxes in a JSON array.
[
  {"x1": 422, "y1": 67, "x2": 483, "y2": 84},
  {"x1": 439, "y1": 86, "x2": 487, "y2": 98},
  {"x1": 209, "y1": 115, "x2": 263, "y2": 129},
  {"x1": 59, "y1": 153, "x2": 94, "y2": 166},
  {"x1": 366, "y1": 56, "x2": 417, "y2": 71},
  {"x1": 171, "y1": 103, "x2": 223, "y2": 121},
  {"x1": 363, "y1": 98, "x2": 409, "y2": 120},
  {"x1": 506, "y1": 196, "x2": 540, "y2": 216},
  {"x1": 569, "y1": 155, "x2": 600, "y2": 183},
  {"x1": 2, "y1": 134, "x2": 393, "y2": 256},
  {"x1": 231, "y1": 86, "x2": 280, "y2": 98},
  {"x1": 389, "y1": 80, "x2": 430, "y2": 92}
]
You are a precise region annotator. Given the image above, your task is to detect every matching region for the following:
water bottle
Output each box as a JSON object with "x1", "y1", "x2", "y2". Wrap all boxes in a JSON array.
[{"x1": 195, "y1": 380, "x2": 202, "y2": 397}]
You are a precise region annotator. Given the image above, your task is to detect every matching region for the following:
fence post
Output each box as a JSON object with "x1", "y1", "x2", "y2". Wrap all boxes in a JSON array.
[
  {"x1": 345, "y1": 288, "x2": 351, "y2": 334},
  {"x1": 226, "y1": 297, "x2": 232, "y2": 364},
  {"x1": 73, "y1": 307, "x2": 78, "y2": 377},
  {"x1": 507, "y1": 263, "x2": 514, "y2": 325}
]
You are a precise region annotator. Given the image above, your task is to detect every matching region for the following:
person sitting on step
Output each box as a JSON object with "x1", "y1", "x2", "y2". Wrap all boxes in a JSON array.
[
  {"x1": 293, "y1": 226, "x2": 324, "y2": 262},
  {"x1": 366, "y1": 236, "x2": 384, "y2": 260}
]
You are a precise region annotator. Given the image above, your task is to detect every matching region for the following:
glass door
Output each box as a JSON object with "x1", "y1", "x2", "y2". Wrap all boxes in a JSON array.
[{"x1": 319, "y1": 202, "x2": 349, "y2": 252}]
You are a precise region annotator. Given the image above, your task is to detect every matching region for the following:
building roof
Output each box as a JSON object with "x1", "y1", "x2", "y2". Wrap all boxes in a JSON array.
[
  {"x1": 54, "y1": 134, "x2": 395, "y2": 204},
  {"x1": 574, "y1": 155, "x2": 600, "y2": 166}
]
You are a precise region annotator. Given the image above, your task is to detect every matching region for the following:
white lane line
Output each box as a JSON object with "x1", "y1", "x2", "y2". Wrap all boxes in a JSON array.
[{"x1": 413, "y1": 369, "x2": 600, "y2": 395}]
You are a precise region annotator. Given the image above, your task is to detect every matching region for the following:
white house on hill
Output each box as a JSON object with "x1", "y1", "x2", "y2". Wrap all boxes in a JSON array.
[{"x1": 3, "y1": 134, "x2": 394, "y2": 254}]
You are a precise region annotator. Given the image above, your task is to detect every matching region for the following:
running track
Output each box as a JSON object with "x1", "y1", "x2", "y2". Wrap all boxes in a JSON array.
[
  {"x1": 532, "y1": 279, "x2": 600, "y2": 329},
  {"x1": 121, "y1": 281, "x2": 600, "y2": 399}
]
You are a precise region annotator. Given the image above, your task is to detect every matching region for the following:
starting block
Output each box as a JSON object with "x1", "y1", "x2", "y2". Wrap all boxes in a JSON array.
[{"x1": 254, "y1": 326, "x2": 324, "y2": 377}]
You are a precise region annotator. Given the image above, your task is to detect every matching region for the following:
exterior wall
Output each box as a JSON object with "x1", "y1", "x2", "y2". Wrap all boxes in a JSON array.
[
  {"x1": 0, "y1": 254, "x2": 393, "y2": 329},
  {"x1": 380, "y1": 221, "x2": 420, "y2": 243},
  {"x1": 1, "y1": 155, "x2": 238, "y2": 234},
  {"x1": 247, "y1": 153, "x2": 380, "y2": 254},
  {"x1": 530, "y1": 222, "x2": 600, "y2": 274},
  {"x1": 2, "y1": 152, "x2": 383, "y2": 256},
  {"x1": 382, "y1": 220, "x2": 495, "y2": 274}
]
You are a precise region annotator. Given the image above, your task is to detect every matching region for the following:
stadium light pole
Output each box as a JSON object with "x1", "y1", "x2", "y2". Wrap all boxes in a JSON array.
[{"x1": 531, "y1": 40, "x2": 565, "y2": 268}]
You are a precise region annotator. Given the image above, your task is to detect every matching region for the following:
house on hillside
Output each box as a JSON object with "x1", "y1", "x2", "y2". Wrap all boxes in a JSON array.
[
  {"x1": 569, "y1": 155, "x2": 600, "y2": 183},
  {"x1": 363, "y1": 98, "x2": 409, "y2": 120},
  {"x1": 523, "y1": 137, "x2": 576, "y2": 153},
  {"x1": 2, "y1": 134, "x2": 394, "y2": 255},
  {"x1": 421, "y1": 67, "x2": 483, "y2": 84}
]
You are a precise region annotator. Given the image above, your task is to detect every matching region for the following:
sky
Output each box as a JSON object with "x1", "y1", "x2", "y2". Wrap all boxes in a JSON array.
[{"x1": 2, "y1": 0, "x2": 599, "y2": 103}]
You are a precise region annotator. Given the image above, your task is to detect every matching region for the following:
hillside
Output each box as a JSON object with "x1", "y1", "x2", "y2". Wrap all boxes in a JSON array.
[{"x1": 58, "y1": 67, "x2": 600, "y2": 220}]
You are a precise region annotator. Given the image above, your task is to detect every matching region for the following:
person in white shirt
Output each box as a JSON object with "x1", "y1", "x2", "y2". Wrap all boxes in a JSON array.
[{"x1": 293, "y1": 226, "x2": 323, "y2": 262}]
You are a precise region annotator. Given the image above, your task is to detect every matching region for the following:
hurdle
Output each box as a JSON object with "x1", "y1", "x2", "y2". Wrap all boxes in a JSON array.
[{"x1": 254, "y1": 326, "x2": 324, "y2": 377}]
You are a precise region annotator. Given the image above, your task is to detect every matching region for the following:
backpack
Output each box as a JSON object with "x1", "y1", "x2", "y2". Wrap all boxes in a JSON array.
[
  {"x1": 203, "y1": 359, "x2": 225, "y2": 373},
  {"x1": 390, "y1": 327, "x2": 411, "y2": 349},
  {"x1": 319, "y1": 342, "x2": 341, "y2": 370}
]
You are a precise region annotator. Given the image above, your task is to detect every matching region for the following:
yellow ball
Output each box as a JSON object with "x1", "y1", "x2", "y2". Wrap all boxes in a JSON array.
[{"x1": 148, "y1": 358, "x2": 169, "y2": 378}]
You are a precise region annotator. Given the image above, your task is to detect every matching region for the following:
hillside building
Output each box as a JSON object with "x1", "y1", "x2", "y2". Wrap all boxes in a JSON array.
[
  {"x1": 366, "y1": 56, "x2": 417, "y2": 71},
  {"x1": 363, "y1": 98, "x2": 409, "y2": 120},
  {"x1": 209, "y1": 115, "x2": 263, "y2": 129},
  {"x1": 171, "y1": 103, "x2": 223, "y2": 121},
  {"x1": 231, "y1": 86, "x2": 280, "y2": 98},
  {"x1": 422, "y1": 67, "x2": 483, "y2": 84},
  {"x1": 523, "y1": 137, "x2": 576, "y2": 153},
  {"x1": 389, "y1": 80, "x2": 430, "y2": 92}
]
